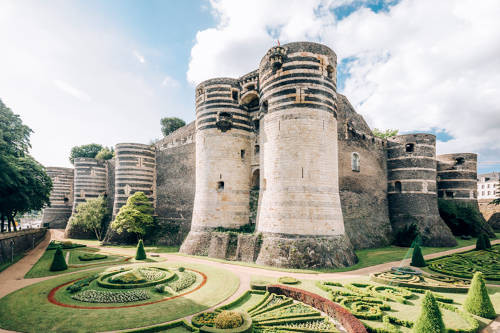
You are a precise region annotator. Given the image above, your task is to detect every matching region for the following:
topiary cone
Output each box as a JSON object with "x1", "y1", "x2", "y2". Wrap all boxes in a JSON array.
[
  {"x1": 464, "y1": 272, "x2": 496, "y2": 319},
  {"x1": 484, "y1": 233, "x2": 492, "y2": 249},
  {"x1": 135, "y1": 239, "x2": 146, "y2": 260},
  {"x1": 414, "y1": 291, "x2": 445, "y2": 333},
  {"x1": 50, "y1": 246, "x2": 68, "y2": 271},
  {"x1": 476, "y1": 234, "x2": 487, "y2": 250},
  {"x1": 411, "y1": 243, "x2": 426, "y2": 267}
]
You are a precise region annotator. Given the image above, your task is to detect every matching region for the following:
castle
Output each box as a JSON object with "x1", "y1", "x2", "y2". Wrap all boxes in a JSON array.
[{"x1": 42, "y1": 42, "x2": 487, "y2": 268}]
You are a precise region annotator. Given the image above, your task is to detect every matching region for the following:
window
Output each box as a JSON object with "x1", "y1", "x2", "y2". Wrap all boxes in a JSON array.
[
  {"x1": 217, "y1": 181, "x2": 224, "y2": 192},
  {"x1": 247, "y1": 84, "x2": 255, "y2": 91},
  {"x1": 446, "y1": 191, "x2": 455, "y2": 198},
  {"x1": 351, "y1": 152, "x2": 360, "y2": 172},
  {"x1": 395, "y1": 181, "x2": 402, "y2": 193},
  {"x1": 405, "y1": 143, "x2": 414, "y2": 153},
  {"x1": 253, "y1": 119, "x2": 260, "y2": 131},
  {"x1": 254, "y1": 145, "x2": 260, "y2": 154},
  {"x1": 455, "y1": 157, "x2": 465, "y2": 165},
  {"x1": 326, "y1": 65, "x2": 334, "y2": 79},
  {"x1": 241, "y1": 149, "x2": 245, "y2": 159},
  {"x1": 232, "y1": 90, "x2": 239, "y2": 101},
  {"x1": 63, "y1": 197, "x2": 69, "y2": 204}
]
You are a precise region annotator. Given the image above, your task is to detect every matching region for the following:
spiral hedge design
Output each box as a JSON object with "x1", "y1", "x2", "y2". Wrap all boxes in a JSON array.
[
  {"x1": 370, "y1": 271, "x2": 470, "y2": 293},
  {"x1": 427, "y1": 245, "x2": 500, "y2": 281}
]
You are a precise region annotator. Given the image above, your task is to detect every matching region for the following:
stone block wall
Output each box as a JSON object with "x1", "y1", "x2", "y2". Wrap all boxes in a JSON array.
[
  {"x1": 479, "y1": 199, "x2": 500, "y2": 230},
  {"x1": 41, "y1": 167, "x2": 74, "y2": 228},
  {"x1": 0, "y1": 229, "x2": 46, "y2": 264},
  {"x1": 72, "y1": 158, "x2": 107, "y2": 213}
]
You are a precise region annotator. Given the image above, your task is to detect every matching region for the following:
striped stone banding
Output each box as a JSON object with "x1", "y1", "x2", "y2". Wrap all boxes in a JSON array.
[
  {"x1": 72, "y1": 158, "x2": 107, "y2": 213},
  {"x1": 112, "y1": 143, "x2": 156, "y2": 216},
  {"x1": 42, "y1": 167, "x2": 74, "y2": 224}
]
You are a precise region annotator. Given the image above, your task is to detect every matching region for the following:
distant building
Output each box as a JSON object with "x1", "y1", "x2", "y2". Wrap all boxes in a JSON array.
[{"x1": 477, "y1": 172, "x2": 500, "y2": 200}]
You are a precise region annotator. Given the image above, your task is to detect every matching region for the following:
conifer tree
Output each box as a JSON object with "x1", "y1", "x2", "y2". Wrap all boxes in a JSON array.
[
  {"x1": 464, "y1": 272, "x2": 496, "y2": 319},
  {"x1": 476, "y1": 234, "x2": 487, "y2": 250},
  {"x1": 411, "y1": 243, "x2": 426, "y2": 267},
  {"x1": 135, "y1": 239, "x2": 146, "y2": 260},
  {"x1": 414, "y1": 291, "x2": 445, "y2": 333},
  {"x1": 50, "y1": 246, "x2": 68, "y2": 271}
]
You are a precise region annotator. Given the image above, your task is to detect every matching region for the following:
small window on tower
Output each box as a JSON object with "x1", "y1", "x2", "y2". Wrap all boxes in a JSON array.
[
  {"x1": 254, "y1": 145, "x2": 260, "y2": 154},
  {"x1": 405, "y1": 143, "x2": 415, "y2": 153},
  {"x1": 241, "y1": 150, "x2": 245, "y2": 159},
  {"x1": 217, "y1": 181, "x2": 224, "y2": 192},
  {"x1": 446, "y1": 191, "x2": 455, "y2": 198},
  {"x1": 351, "y1": 152, "x2": 360, "y2": 172},
  {"x1": 232, "y1": 90, "x2": 239, "y2": 101},
  {"x1": 455, "y1": 157, "x2": 465, "y2": 165},
  {"x1": 395, "y1": 181, "x2": 402, "y2": 193},
  {"x1": 63, "y1": 197, "x2": 69, "y2": 204}
]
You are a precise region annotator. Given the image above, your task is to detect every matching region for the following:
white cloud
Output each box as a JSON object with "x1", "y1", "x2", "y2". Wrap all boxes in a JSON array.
[
  {"x1": 162, "y1": 75, "x2": 180, "y2": 88},
  {"x1": 133, "y1": 50, "x2": 146, "y2": 63},
  {"x1": 188, "y1": 0, "x2": 500, "y2": 168},
  {"x1": 53, "y1": 79, "x2": 91, "y2": 102}
]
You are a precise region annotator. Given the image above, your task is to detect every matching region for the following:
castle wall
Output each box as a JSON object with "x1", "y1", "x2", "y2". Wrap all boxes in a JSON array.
[
  {"x1": 154, "y1": 122, "x2": 196, "y2": 245},
  {"x1": 41, "y1": 167, "x2": 74, "y2": 228},
  {"x1": 336, "y1": 95, "x2": 392, "y2": 249},
  {"x1": 254, "y1": 42, "x2": 356, "y2": 268},
  {"x1": 479, "y1": 199, "x2": 500, "y2": 230},
  {"x1": 72, "y1": 158, "x2": 107, "y2": 213},
  {"x1": 387, "y1": 134, "x2": 456, "y2": 246},
  {"x1": 180, "y1": 78, "x2": 253, "y2": 254},
  {"x1": 437, "y1": 153, "x2": 478, "y2": 201}
]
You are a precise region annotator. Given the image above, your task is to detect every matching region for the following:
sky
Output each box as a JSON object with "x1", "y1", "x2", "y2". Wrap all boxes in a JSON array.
[{"x1": 0, "y1": 0, "x2": 499, "y2": 173}]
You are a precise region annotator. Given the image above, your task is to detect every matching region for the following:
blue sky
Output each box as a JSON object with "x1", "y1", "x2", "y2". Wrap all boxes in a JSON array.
[{"x1": 0, "y1": 0, "x2": 499, "y2": 174}]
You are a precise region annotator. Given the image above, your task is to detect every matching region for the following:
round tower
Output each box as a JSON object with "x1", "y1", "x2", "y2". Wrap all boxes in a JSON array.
[
  {"x1": 41, "y1": 167, "x2": 74, "y2": 228},
  {"x1": 436, "y1": 153, "x2": 478, "y2": 200},
  {"x1": 113, "y1": 143, "x2": 156, "y2": 216},
  {"x1": 254, "y1": 42, "x2": 356, "y2": 268},
  {"x1": 387, "y1": 134, "x2": 456, "y2": 246},
  {"x1": 72, "y1": 158, "x2": 107, "y2": 213},
  {"x1": 180, "y1": 78, "x2": 253, "y2": 255}
]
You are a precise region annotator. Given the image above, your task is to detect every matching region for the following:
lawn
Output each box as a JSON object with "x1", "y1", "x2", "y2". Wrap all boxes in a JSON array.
[
  {"x1": 0, "y1": 262, "x2": 240, "y2": 333},
  {"x1": 67, "y1": 237, "x2": 180, "y2": 253}
]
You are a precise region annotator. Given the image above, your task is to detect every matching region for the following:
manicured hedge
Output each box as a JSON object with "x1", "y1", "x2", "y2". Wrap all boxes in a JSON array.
[
  {"x1": 50, "y1": 247, "x2": 68, "y2": 271},
  {"x1": 464, "y1": 272, "x2": 496, "y2": 319},
  {"x1": 135, "y1": 240, "x2": 146, "y2": 260},
  {"x1": 97, "y1": 267, "x2": 175, "y2": 289},
  {"x1": 199, "y1": 312, "x2": 252, "y2": 333},
  {"x1": 122, "y1": 320, "x2": 197, "y2": 332},
  {"x1": 78, "y1": 253, "x2": 108, "y2": 261},
  {"x1": 414, "y1": 291, "x2": 445, "y2": 333}
]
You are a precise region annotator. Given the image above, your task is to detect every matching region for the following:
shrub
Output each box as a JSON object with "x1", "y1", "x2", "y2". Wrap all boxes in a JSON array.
[
  {"x1": 464, "y1": 272, "x2": 496, "y2": 319},
  {"x1": 411, "y1": 243, "x2": 426, "y2": 267},
  {"x1": 414, "y1": 291, "x2": 445, "y2": 333},
  {"x1": 136, "y1": 239, "x2": 146, "y2": 260},
  {"x1": 66, "y1": 274, "x2": 98, "y2": 293},
  {"x1": 214, "y1": 311, "x2": 243, "y2": 329},
  {"x1": 178, "y1": 267, "x2": 185, "y2": 272},
  {"x1": 78, "y1": 253, "x2": 107, "y2": 261},
  {"x1": 476, "y1": 234, "x2": 487, "y2": 250},
  {"x1": 278, "y1": 276, "x2": 300, "y2": 284},
  {"x1": 484, "y1": 234, "x2": 492, "y2": 249},
  {"x1": 50, "y1": 247, "x2": 68, "y2": 271}
]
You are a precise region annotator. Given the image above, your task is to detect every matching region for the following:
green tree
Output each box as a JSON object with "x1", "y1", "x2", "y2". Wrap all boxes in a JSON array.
[
  {"x1": 411, "y1": 243, "x2": 426, "y2": 267},
  {"x1": 135, "y1": 239, "x2": 146, "y2": 260},
  {"x1": 0, "y1": 99, "x2": 52, "y2": 232},
  {"x1": 464, "y1": 272, "x2": 496, "y2": 319},
  {"x1": 372, "y1": 128, "x2": 399, "y2": 139},
  {"x1": 160, "y1": 117, "x2": 185, "y2": 137},
  {"x1": 414, "y1": 291, "x2": 445, "y2": 333},
  {"x1": 68, "y1": 196, "x2": 108, "y2": 240},
  {"x1": 95, "y1": 147, "x2": 114, "y2": 161},
  {"x1": 69, "y1": 143, "x2": 104, "y2": 164},
  {"x1": 111, "y1": 192, "x2": 154, "y2": 240},
  {"x1": 476, "y1": 233, "x2": 488, "y2": 250},
  {"x1": 50, "y1": 247, "x2": 68, "y2": 271},
  {"x1": 491, "y1": 198, "x2": 500, "y2": 205}
]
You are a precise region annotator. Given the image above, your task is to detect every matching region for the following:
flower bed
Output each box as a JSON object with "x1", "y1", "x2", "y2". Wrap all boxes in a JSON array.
[
  {"x1": 97, "y1": 267, "x2": 175, "y2": 289},
  {"x1": 47, "y1": 240, "x2": 86, "y2": 250},
  {"x1": 78, "y1": 253, "x2": 108, "y2": 261},
  {"x1": 71, "y1": 289, "x2": 150, "y2": 303},
  {"x1": 370, "y1": 271, "x2": 469, "y2": 293}
]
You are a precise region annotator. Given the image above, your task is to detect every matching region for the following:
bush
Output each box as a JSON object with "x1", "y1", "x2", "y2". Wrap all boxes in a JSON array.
[
  {"x1": 50, "y1": 247, "x2": 68, "y2": 271},
  {"x1": 78, "y1": 253, "x2": 107, "y2": 261},
  {"x1": 411, "y1": 243, "x2": 426, "y2": 267},
  {"x1": 136, "y1": 239, "x2": 146, "y2": 260},
  {"x1": 278, "y1": 276, "x2": 300, "y2": 284},
  {"x1": 414, "y1": 291, "x2": 445, "y2": 333},
  {"x1": 476, "y1": 234, "x2": 487, "y2": 250},
  {"x1": 178, "y1": 267, "x2": 185, "y2": 272},
  {"x1": 464, "y1": 272, "x2": 496, "y2": 319},
  {"x1": 66, "y1": 274, "x2": 98, "y2": 293},
  {"x1": 214, "y1": 311, "x2": 243, "y2": 329},
  {"x1": 484, "y1": 234, "x2": 492, "y2": 248}
]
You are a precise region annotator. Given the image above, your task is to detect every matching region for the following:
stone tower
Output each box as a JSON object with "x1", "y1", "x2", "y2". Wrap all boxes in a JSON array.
[
  {"x1": 387, "y1": 134, "x2": 456, "y2": 246},
  {"x1": 180, "y1": 78, "x2": 253, "y2": 255},
  {"x1": 72, "y1": 158, "x2": 107, "y2": 213},
  {"x1": 41, "y1": 167, "x2": 74, "y2": 228},
  {"x1": 254, "y1": 42, "x2": 356, "y2": 268},
  {"x1": 112, "y1": 143, "x2": 156, "y2": 216}
]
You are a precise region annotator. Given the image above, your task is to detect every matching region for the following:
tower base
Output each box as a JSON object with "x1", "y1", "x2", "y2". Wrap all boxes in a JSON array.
[
  {"x1": 255, "y1": 233, "x2": 357, "y2": 269},
  {"x1": 391, "y1": 215, "x2": 457, "y2": 247},
  {"x1": 179, "y1": 230, "x2": 213, "y2": 256}
]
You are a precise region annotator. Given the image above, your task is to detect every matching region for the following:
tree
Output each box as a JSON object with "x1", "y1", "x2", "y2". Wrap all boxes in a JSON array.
[
  {"x1": 491, "y1": 198, "x2": 500, "y2": 205},
  {"x1": 414, "y1": 291, "x2": 445, "y2": 333},
  {"x1": 160, "y1": 117, "x2": 185, "y2": 137},
  {"x1": 67, "y1": 196, "x2": 108, "y2": 240},
  {"x1": 111, "y1": 192, "x2": 154, "y2": 240},
  {"x1": 95, "y1": 147, "x2": 114, "y2": 161},
  {"x1": 372, "y1": 128, "x2": 399, "y2": 139},
  {"x1": 135, "y1": 239, "x2": 146, "y2": 260},
  {"x1": 50, "y1": 247, "x2": 68, "y2": 271},
  {"x1": 464, "y1": 272, "x2": 496, "y2": 319},
  {"x1": 69, "y1": 143, "x2": 104, "y2": 164},
  {"x1": 476, "y1": 233, "x2": 490, "y2": 250},
  {"x1": 411, "y1": 243, "x2": 426, "y2": 267}
]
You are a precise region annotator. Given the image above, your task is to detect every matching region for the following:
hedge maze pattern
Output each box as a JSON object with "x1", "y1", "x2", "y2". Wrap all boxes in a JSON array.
[
  {"x1": 371, "y1": 271, "x2": 470, "y2": 293},
  {"x1": 428, "y1": 245, "x2": 500, "y2": 281}
]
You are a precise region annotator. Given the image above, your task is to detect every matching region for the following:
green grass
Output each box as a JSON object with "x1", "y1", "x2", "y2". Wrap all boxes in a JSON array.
[
  {"x1": 24, "y1": 247, "x2": 130, "y2": 278},
  {"x1": 67, "y1": 238, "x2": 180, "y2": 253},
  {"x1": 0, "y1": 262, "x2": 239, "y2": 332}
]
